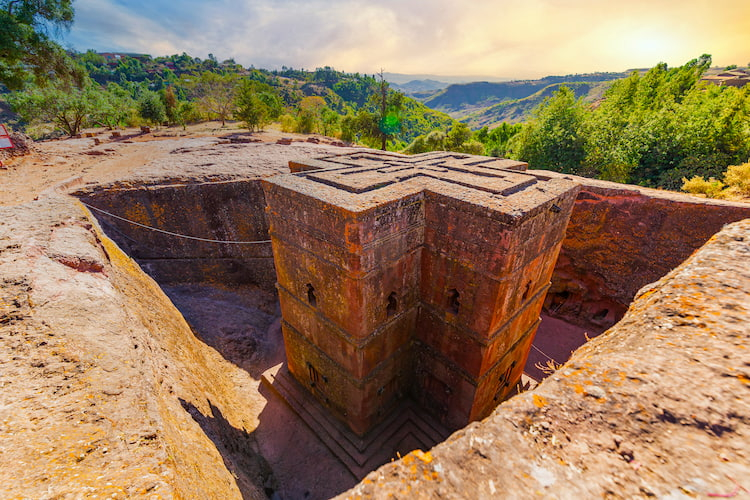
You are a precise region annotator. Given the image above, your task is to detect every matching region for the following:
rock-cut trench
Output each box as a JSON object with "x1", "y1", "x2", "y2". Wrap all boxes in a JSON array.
[{"x1": 75, "y1": 174, "x2": 750, "y2": 499}]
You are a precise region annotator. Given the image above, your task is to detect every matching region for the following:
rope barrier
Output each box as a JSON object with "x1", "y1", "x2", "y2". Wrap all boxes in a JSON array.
[
  {"x1": 80, "y1": 201, "x2": 272, "y2": 245},
  {"x1": 531, "y1": 343, "x2": 557, "y2": 363}
]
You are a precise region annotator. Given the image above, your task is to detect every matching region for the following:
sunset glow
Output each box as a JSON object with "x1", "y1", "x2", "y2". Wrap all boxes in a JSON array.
[{"x1": 64, "y1": 0, "x2": 750, "y2": 78}]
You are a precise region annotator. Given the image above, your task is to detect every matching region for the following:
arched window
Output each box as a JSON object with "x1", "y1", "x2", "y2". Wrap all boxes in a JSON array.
[
  {"x1": 387, "y1": 292, "x2": 398, "y2": 317},
  {"x1": 306, "y1": 283, "x2": 317, "y2": 307},
  {"x1": 447, "y1": 288, "x2": 460, "y2": 314}
]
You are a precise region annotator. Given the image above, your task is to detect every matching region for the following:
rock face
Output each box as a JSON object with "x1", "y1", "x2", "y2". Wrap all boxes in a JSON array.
[
  {"x1": 264, "y1": 151, "x2": 579, "y2": 435},
  {"x1": 539, "y1": 172, "x2": 750, "y2": 331},
  {"x1": 72, "y1": 142, "x2": 365, "y2": 292},
  {"x1": 340, "y1": 218, "x2": 750, "y2": 499},
  {"x1": 0, "y1": 197, "x2": 277, "y2": 499},
  {"x1": 0, "y1": 131, "x2": 34, "y2": 162},
  {"x1": 77, "y1": 180, "x2": 277, "y2": 291}
]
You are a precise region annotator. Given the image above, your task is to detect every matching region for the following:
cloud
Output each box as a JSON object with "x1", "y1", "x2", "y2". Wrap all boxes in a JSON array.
[{"x1": 64, "y1": 0, "x2": 750, "y2": 78}]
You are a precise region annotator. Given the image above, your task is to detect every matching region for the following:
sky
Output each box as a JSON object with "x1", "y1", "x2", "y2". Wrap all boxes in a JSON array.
[{"x1": 62, "y1": 0, "x2": 750, "y2": 79}]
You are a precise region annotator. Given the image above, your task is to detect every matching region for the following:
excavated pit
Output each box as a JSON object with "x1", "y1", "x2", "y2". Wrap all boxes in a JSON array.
[{"x1": 72, "y1": 162, "x2": 750, "y2": 498}]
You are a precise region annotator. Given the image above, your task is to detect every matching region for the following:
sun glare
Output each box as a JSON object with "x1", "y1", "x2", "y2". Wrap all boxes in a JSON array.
[{"x1": 629, "y1": 32, "x2": 680, "y2": 63}]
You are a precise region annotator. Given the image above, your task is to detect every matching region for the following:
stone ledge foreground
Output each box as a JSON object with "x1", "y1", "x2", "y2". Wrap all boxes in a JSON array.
[{"x1": 340, "y1": 219, "x2": 750, "y2": 499}]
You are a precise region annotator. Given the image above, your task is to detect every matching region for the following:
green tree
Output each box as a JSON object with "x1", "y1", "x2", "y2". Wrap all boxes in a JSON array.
[
  {"x1": 91, "y1": 82, "x2": 135, "y2": 129},
  {"x1": 78, "y1": 50, "x2": 112, "y2": 84},
  {"x1": 475, "y1": 122, "x2": 523, "y2": 157},
  {"x1": 112, "y1": 56, "x2": 148, "y2": 83},
  {"x1": 162, "y1": 85, "x2": 179, "y2": 125},
  {"x1": 332, "y1": 76, "x2": 377, "y2": 107},
  {"x1": 313, "y1": 66, "x2": 341, "y2": 87},
  {"x1": 138, "y1": 90, "x2": 166, "y2": 126},
  {"x1": 581, "y1": 54, "x2": 750, "y2": 187},
  {"x1": 0, "y1": 0, "x2": 83, "y2": 89},
  {"x1": 234, "y1": 79, "x2": 282, "y2": 132},
  {"x1": 320, "y1": 107, "x2": 340, "y2": 136},
  {"x1": 375, "y1": 73, "x2": 403, "y2": 150},
  {"x1": 9, "y1": 81, "x2": 100, "y2": 136},
  {"x1": 404, "y1": 130, "x2": 445, "y2": 153},
  {"x1": 184, "y1": 71, "x2": 239, "y2": 126},
  {"x1": 342, "y1": 73, "x2": 404, "y2": 150},
  {"x1": 404, "y1": 123, "x2": 485, "y2": 155},
  {"x1": 505, "y1": 55, "x2": 750, "y2": 188},
  {"x1": 296, "y1": 96, "x2": 326, "y2": 133},
  {"x1": 175, "y1": 101, "x2": 201, "y2": 129},
  {"x1": 510, "y1": 86, "x2": 587, "y2": 173},
  {"x1": 341, "y1": 109, "x2": 379, "y2": 145},
  {"x1": 445, "y1": 122, "x2": 472, "y2": 151}
]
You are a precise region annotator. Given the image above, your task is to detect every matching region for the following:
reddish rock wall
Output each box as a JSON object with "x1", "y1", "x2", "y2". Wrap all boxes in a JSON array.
[
  {"x1": 76, "y1": 180, "x2": 276, "y2": 291},
  {"x1": 538, "y1": 172, "x2": 750, "y2": 330}
]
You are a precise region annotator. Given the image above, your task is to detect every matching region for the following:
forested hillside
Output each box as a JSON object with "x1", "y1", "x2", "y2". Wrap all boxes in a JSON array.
[
  {"x1": 2, "y1": 27, "x2": 748, "y2": 196},
  {"x1": 460, "y1": 82, "x2": 602, "y2": 127},
  {"x1": 3, "y1": 51, "x2": 455, "y2": 151},
  {"x1": 507, "y1": 55, "x2": 750, "y2": 191},
  {"x1": 420, "y1": 73, "x2": 625, "y2": 114},
  {"x1": 397, "y1": 55, "x2": 750, "y2": 198}
]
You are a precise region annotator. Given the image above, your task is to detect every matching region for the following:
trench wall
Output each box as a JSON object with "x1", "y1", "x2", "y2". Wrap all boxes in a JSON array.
[
  {"x1": 0, "y1": 197, "x2": 277, "y2": 499},
  {"x1": 77, "y1": 172, "x2": 750, "y2": 335},
  {"x1": 533, "y1": 171, "x2": 750, "y2": 330},
  {"x1": 76, "y1": 180, "x2": 276, "y2": 291}
]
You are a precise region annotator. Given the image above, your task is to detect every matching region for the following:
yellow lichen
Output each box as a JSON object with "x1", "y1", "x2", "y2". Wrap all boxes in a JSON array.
[{"x1": 533, "y1": 394, "x2": 547, "y2": 408}]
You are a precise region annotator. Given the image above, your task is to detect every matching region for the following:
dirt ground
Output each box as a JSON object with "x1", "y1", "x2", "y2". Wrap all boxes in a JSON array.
[{"x1": 0, "y1": 121, "x2": 342, "y2": 206}]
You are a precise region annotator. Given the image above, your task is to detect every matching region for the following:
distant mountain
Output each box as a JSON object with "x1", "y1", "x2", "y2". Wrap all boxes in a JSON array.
[
  {"x1": 383, "y1": 72, "x2": 510, "y2": 86},
  {"x1": 462, "y1": 81, "x2": 611, "y2": 128},
  {"x1": 391, "y1": 79, "x2": 449, "y2": 94},
  {"x1": 422, "y1": 73, "x2": 625, "y2": 114},
  {"x1": 415, "y1": 72, "x2": 627, "y2": 128}
]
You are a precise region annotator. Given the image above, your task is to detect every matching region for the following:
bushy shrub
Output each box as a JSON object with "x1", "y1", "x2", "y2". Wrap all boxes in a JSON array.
[
  {"x1": 456, "y1": 140, "x2": 485, "y2": 155},
  {"x1": 723, "y1": 162, "x2": 750, "y2": 196},
  {"x1": 279, "y1": 114, "x2": 296, "y2": 133},
  {"x1": 138, "y1": 90, "x2": 166, "y2": 126},
  {"x1": 681, "y1": 176, "x2": 725, "y2": 198}
]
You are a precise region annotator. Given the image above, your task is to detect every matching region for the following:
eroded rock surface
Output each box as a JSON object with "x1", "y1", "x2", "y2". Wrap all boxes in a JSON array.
[
  {"x1": 341, "y1": 219, "x2": 750, "y2": 499},
  {"x1": 0, "y1": 197, "x2": 276, "y2": 499},
  {"x1": 540, "y1": 172, "x2": 750, "y2": 331}
]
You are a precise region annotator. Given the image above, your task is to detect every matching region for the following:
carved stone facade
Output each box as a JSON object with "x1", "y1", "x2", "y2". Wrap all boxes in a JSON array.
[{"x1": 262, "y1": 151, "x2": 580, "y2": 435}]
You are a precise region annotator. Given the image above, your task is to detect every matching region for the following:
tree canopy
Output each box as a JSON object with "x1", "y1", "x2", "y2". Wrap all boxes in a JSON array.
[
  {"x1": 508, "y1": 55, "x2": 750, "y2": 189},
  {"x1": 0, "y1": 0, "x2": 83, "y2": 89},
  {"x1": 234, "y1": 79, "x2": 282, "y2": 132}
]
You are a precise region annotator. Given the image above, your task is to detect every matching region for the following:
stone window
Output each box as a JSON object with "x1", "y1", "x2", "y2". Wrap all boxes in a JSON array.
[
  {"x1": 448, "y1": 288, "x2": 460, "y2": 314},
  {"x1": 306, "y1": 283, "x2": 317, "y2": 307},
  {"x1": 307, "y1": 362, "x2": 319, "y2": 387},
  {"x1": 387, "y1": 292, "x2": 398, "y2": 317}
]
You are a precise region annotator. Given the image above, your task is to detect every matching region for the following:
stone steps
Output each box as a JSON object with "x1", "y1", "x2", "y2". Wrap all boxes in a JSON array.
[{"x1": 261, "y1": 363, "x2": 451, "y2": 478}]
